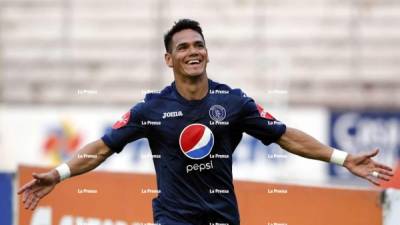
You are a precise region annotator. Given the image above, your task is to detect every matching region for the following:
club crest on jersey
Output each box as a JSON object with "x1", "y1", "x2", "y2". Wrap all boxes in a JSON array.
[
  {"x1": 179, "y1": 124, "x2": 214, "y2": 160},
  {"x1": 209, "y1": 105, "x2": 226, "y2": 122},
  {"x1": 112, "y1": 111, "x2": 131, "y2": 129},
  {"x1": 209, "y1": 105, "x2": 229, "y2": 125}
]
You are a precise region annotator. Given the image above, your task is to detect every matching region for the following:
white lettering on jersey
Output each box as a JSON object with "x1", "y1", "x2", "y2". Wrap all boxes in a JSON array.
[{"x1": 162, "y1": 111, "x2": 183, "y2": 119}]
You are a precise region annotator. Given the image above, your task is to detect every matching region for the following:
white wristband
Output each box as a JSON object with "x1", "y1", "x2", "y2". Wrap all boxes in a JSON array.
[
  {"x1": 55, "y1": 163, "x2": 71, "y2": 181},
  {"x1": 330, "y1": 149, "x2": 348, "y2": 166}
]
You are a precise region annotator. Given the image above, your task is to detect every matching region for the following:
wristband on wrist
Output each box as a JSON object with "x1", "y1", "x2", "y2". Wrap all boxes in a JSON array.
[
  {"x1": 55, "y1": 163, "x2": 71, "y2": 181},
  {"x1": 330, "y1": 148, "x2": 348, "y2": 166}
]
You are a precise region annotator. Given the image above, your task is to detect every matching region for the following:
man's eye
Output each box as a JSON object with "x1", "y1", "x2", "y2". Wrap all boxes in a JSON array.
[{"x1": 176, "y1": 45, "x2": 187, "y2": 50}]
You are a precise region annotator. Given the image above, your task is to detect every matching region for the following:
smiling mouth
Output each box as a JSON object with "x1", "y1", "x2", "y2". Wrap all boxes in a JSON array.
[{"x1": 186, "y1": 59, "x2": 201, "y2": 65}]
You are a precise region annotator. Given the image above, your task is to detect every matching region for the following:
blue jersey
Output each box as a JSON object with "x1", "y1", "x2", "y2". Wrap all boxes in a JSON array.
[{"x1": 102, "y1": 79, "x2": 286, "y2": 225}]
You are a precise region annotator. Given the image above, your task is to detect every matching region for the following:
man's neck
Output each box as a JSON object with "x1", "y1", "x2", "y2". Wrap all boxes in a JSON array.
[{"x1": 174, "y1": 74, "x2": 209, "y2": 101}]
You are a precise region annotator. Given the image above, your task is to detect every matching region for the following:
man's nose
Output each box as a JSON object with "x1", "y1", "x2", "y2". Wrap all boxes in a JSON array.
[{"x1": 188, "y1": 46, "x2": 199, "y2": 55}]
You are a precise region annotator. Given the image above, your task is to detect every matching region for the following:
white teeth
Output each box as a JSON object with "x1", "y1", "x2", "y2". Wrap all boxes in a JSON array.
[{"x1": 188, "y1": 60, "x2": 200, "y2": 64}]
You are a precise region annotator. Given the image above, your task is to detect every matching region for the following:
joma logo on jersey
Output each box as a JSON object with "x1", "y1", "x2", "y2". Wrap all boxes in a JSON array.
[{"x1": 162, "y1": 111, "x2": 183, "y2": 119}]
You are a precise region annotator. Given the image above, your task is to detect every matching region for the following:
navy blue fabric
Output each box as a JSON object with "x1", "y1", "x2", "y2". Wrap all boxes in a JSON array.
[
  {"x1": 102, "y1": 79, "x2": 286, "y2": 225},
  {"x1": 0, "y1": 173, "x2": 13, "y2": 225}
]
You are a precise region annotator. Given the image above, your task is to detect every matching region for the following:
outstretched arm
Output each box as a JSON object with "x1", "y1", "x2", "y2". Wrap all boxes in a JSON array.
[
  {"x1": 276, "y1": 127, "x2": 394, "y2": 185},
  {"x1": 17, "y1": 139, "x2": 113, "y2": 210}
]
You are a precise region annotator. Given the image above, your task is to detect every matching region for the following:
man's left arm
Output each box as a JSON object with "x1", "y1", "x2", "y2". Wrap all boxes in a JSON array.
[{"x1": 276, "y1": 127, "x2": 394, "y2": 185}]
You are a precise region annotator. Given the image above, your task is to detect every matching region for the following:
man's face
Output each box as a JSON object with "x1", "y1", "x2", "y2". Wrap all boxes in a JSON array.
[{"x1": 165, "y1": 29, "x2": 209, "y2": 78}]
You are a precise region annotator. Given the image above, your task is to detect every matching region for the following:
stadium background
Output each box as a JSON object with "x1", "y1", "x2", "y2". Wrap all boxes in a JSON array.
[{"x1": 0, "y1": 0, "x2": 399, "y2": 224}]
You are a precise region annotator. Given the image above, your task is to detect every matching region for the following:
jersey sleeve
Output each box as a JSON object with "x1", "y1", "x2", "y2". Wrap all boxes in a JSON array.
[
  {"x1": 101, "y1": 102, "x2": 148, "y2": 153},
  {"x1": 238, "y1": 92, "x2": 286, "y2": 145}
]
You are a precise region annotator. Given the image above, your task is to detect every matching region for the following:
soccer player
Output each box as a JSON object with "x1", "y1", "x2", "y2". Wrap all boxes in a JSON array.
[{"x1": 18, "y1": 19, "x2": 394, "y2": 225}]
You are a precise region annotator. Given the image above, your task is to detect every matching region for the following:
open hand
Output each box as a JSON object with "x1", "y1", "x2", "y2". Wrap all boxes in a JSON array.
[
  {"x1": 17, "y1": 170, "x2": 60, "y2": 210},
  {"x1": 344, "y1": 148, "x2": 394, "y2": 186}
]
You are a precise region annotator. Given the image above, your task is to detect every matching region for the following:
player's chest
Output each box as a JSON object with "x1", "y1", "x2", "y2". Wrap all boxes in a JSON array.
[{"x1": 144, "y1": 102, "x2": 239, "y2": 143}]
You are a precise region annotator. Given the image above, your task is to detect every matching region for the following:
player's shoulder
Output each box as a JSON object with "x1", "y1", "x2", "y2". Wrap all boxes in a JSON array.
[
  {"x1": 210, "y1": 79, "x2": 249, "y2": 99},
  {"x1": 142, "y1": 85, "x2": 174, "y2": 103},
  {"x1": 129, "y1": 85, "x2": 173, "y2": 112}
]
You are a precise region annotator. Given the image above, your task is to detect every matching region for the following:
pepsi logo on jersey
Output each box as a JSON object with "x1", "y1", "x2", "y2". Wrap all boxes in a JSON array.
[
  {"x1": 179, "y1": 123, "x2": 214, "y2": 159},
  {"x1": 179, "y1": 123, "x2": 215, "y2": 173}
]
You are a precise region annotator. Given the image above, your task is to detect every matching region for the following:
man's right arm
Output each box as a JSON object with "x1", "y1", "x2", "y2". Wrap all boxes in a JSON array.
[
  {"x1": 66, "y1": 139, "x2": 113, "y2": 178},
  {"x1": 18, "y1": 139, "x2": 113, "y2": 210},
  {"x1": 19, "y1": 104, "x2": 148, "y2": 210}
]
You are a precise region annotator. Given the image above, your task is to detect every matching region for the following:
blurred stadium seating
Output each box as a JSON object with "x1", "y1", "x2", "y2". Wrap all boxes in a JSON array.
[{"x1": 1, "y1": 0, "x2": 400, "y2": 107}]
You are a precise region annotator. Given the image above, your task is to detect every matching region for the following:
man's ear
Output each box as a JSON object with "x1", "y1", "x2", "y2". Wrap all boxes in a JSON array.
[{"x1": 164, "y1": 53, "x2": 173, "y2": 68}]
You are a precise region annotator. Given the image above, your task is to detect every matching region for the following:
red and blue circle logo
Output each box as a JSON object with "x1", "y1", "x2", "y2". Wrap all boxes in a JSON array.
[{"x1": 179, "y1": 123, "x2": 214, "y2": 160}]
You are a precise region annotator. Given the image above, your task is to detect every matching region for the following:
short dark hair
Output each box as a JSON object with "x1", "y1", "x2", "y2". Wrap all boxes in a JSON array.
[{"x1": 164, "y1": 19, "x2": 205, "y2": 53}]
